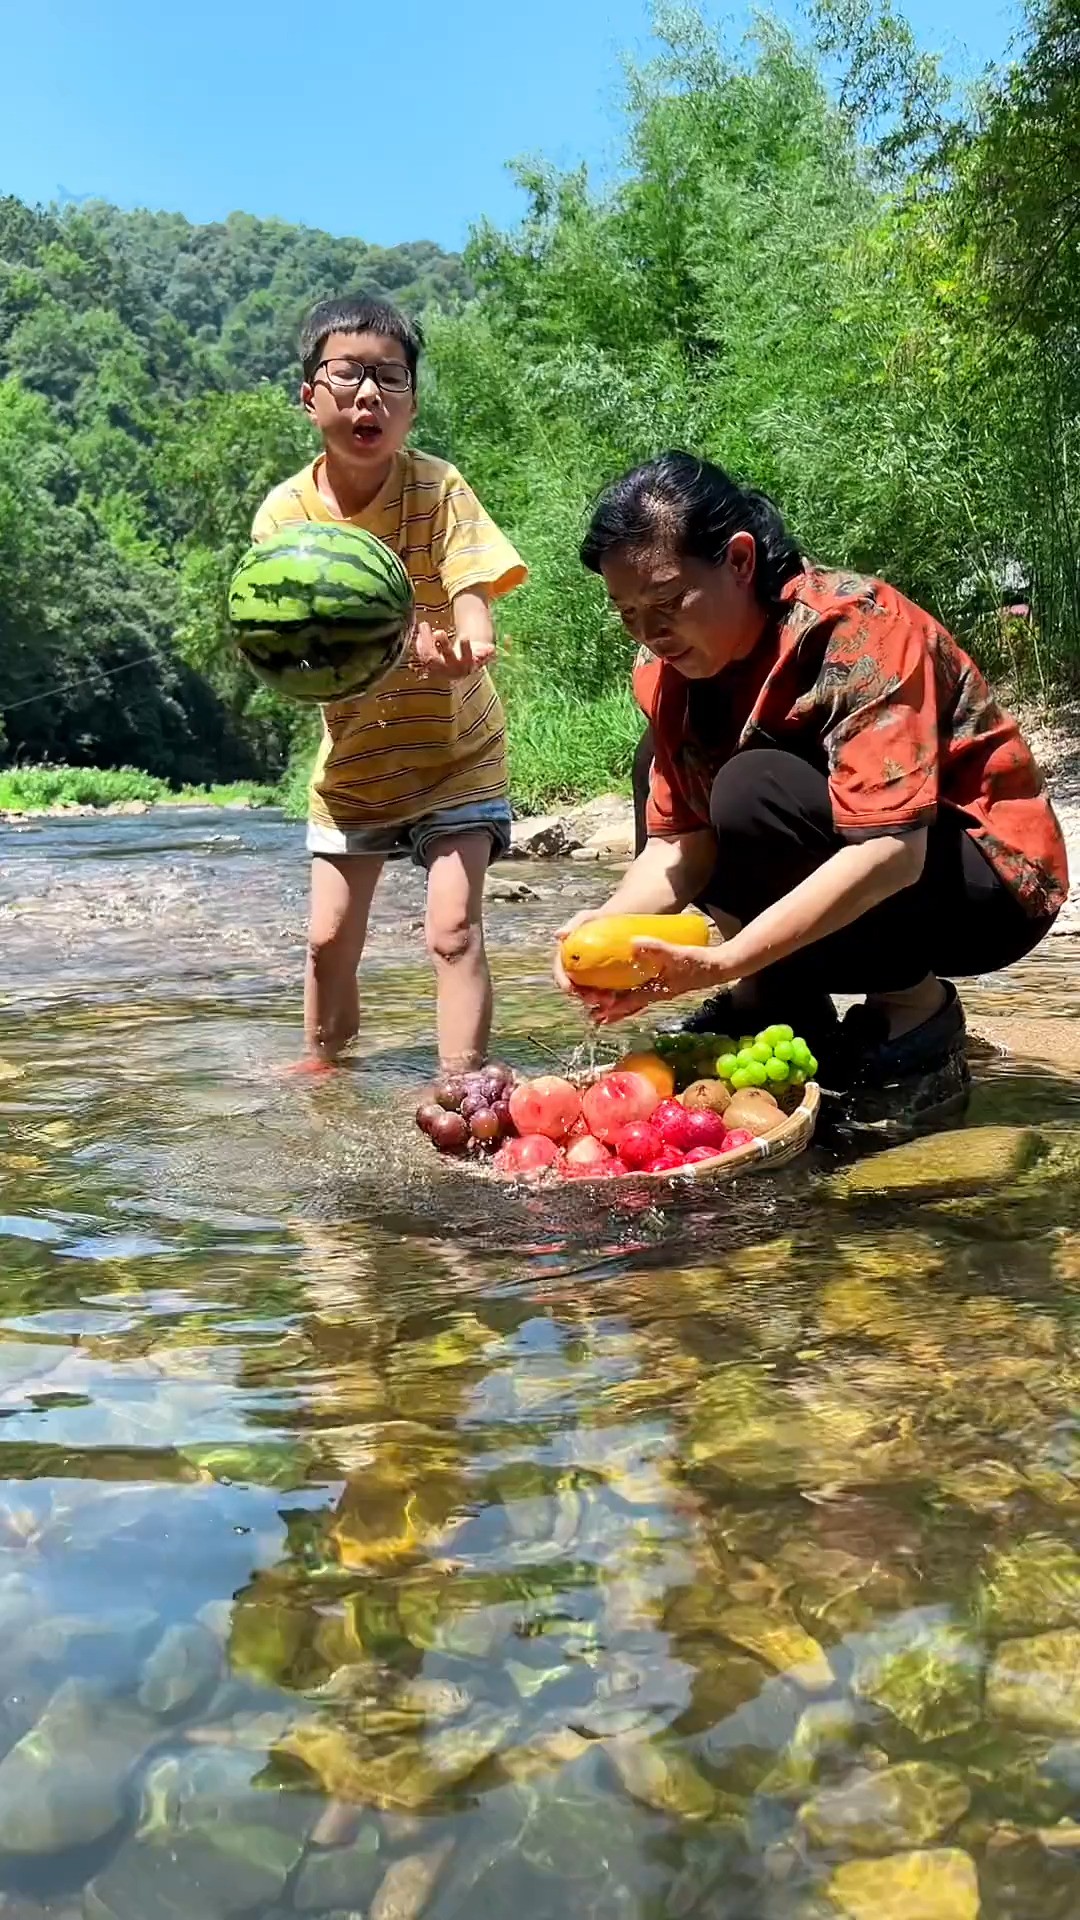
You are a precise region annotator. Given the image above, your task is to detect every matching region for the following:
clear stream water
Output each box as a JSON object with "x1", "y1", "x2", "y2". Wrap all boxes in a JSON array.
[{"x1": 3, "y1": 809, "x2": 1080, "y2": 1919}]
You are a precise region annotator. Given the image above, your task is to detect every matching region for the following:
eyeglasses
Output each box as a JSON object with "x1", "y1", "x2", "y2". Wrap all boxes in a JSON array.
[{"x1": 313, "y1": 358, "x2": 414, "y2": 396}]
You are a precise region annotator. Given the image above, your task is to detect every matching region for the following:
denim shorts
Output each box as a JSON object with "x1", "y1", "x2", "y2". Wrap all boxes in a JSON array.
[{"x1": 307, "y1": 797, "x2": 512, "y2": 868}]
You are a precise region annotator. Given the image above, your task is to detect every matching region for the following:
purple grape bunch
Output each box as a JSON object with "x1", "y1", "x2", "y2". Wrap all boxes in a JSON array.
[{"x1": 416, "y1": 1062, "x2": 516, "y2": 1156}]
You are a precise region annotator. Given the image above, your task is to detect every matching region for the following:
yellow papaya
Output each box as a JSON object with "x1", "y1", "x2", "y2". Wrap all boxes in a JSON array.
[{"x1": 560, "y1": 914, "x2": 709, "y2": 990}]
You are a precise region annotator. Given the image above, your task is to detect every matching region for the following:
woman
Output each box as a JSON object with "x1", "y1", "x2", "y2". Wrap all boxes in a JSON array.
[{"x1": 555, "y1": 453, "x2": 1068, "y2": 1134}]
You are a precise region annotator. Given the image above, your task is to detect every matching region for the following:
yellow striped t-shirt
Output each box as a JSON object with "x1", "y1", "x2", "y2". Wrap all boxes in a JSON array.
[{"x1": 251, "y1": 449, "x2": 526, "y2": 829}]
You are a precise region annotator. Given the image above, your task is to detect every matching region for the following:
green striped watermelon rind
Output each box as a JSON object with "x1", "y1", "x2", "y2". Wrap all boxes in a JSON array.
[
  {"x1": 235, "y1": 622, "x2": 406, "y2": 703},
  {"x1": 228, "y1": 522, "x2": 414, "y2": 704}
]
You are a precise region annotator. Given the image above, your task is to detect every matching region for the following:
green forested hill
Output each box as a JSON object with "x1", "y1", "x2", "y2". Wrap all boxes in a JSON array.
[
  {"x1": 0, "y1": 196, "x2": 466, "y2": 783},
  {"x1": 2, "y1": 0, "x2": 1080, "y2": 810}
]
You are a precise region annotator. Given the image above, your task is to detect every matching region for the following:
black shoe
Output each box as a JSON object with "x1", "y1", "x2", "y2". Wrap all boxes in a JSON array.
[{"x1": 820, "y1": 983, "x2": 971, "y2": 1149}]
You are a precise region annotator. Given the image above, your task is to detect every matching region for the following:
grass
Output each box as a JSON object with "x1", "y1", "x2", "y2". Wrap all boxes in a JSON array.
[
  {"x1": 278, "y1": 684, "x2": 642, "y2": 821},
  {"x1": 0, "y1": 766, "x2": 279, "y2": 813},
  {"x1": 4, "y1": 684, "x2": 643, "y2": 822}
]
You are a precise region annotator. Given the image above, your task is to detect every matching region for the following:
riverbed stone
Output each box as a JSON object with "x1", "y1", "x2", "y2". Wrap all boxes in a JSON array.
[
  {"x1": 851, "y1": 1614, "x2": 985, "y2": 1741},
  {"x1": 826, "y1": 1848, "x2": 979, "y2": 1919},
  {"x1": 975, "y1": 1538, "x2": 1080, "y2": 1637},
  {"x1": 0, "y1": 1679, "x2": 156, "y2": 1855},
  {"x1": 799, "y1": 1762, "x2": 970, "y2": 1854},
  {"x1": 292, "y1": 1820, "x2": 381, "y2": 1911},
  {"x1": 84, "y1": 1821, "x2": 304, "y2": 1920},
  {"x1": 138, "y1": 1621, "x2": 222, "y2": 1717},
  {"x1": 825, "y1": 1126, "x2": 1045, "y2": 1199},
  {"x1": 606, "y1": 1734, "x2": 718, "y2": 1821},
  {"x1": 987, "y1": 1630, "x2": 1080, "y2": 1732},
  {"x1": 509, "y1": 815, "x2": 581, "y2": 857}
]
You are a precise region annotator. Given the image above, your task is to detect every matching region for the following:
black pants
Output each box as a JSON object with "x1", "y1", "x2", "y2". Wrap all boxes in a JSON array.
[{"x1": 632, "y1": 732, "x2": 1054, "y2": 995}]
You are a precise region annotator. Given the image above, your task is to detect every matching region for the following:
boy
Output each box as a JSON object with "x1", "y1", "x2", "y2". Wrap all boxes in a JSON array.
[{"x1": 252, "y1": 295, "x2": 526, "y2": 1072}]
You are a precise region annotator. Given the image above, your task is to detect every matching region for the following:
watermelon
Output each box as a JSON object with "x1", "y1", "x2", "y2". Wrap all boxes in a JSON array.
[{"x1": 228, "y1": 522, "x2": 414, "y2": 704}]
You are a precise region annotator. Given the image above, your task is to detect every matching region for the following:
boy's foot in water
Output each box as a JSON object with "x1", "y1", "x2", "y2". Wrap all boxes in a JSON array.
[{"x1": 276, "y1": 1056, "x2": 338, "y2": 1080}]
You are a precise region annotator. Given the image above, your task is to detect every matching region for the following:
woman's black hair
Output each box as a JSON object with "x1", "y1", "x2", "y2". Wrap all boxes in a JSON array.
[{"x1": 580, "y1": 451, "x2": 803, "y2": 606}]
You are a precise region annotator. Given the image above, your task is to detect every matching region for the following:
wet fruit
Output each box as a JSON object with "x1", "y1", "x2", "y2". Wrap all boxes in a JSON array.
[
  {"x1": 722, "y1": 1127, "x2": 756, "y2": 1152},
  {"x1": 565, "y1": 1134, "x2": 612, "y2": 1170},
  {"x1": 724, "y1": 1088, "x2": 784, "y2": 1138},
  {"x1": 430, "y1": 1111, "x2": 469, "y2": 1154},
  {"x1": 415, "y1": 1102, "x2": 444, "y2": 1136},
  {"x1": 469, "y1": 1108, "x2": 503, "y2": 1147},
  {"x1": 683, "y1": 1145, "x2": 721, "y2": 1165},
  {"x1": 680, "y1": 1079, "x2": 732, "y2": 1114},
  {"x1": 617, "y1": 1121, "x2": 664, "y2": 1171},
  {"x1": 433, "y1": 1074, "x2": 467, "y2": 1111},
  {"x1": 560, "y1": 914, "x2": 709, "y2": 990},
  {"x1": 647, "y1": 1145, "x2": 687, "y2": 1173},
  {"x1": 682, "y1": 1110, "x2": 728, "y2": 1153},
  {"x1": 653, "y1": 1099, "x2": 698, "y2": 1152},
  {"x1": 494, "y1": 1134, "x2": 560, "y2": 1178},
  {"x1": 508, "y1": 1076, "x2": 582, "y2": 1143},
  {"x1": 615, "y1": 1051, "x2": 676, "y2": 1100},
  {"x1": 582, "y1": 1072, "x2": 660, "y2": 1144}
]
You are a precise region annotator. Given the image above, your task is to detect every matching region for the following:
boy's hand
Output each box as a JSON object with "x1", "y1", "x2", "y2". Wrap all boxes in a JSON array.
[{"x1": 411, "y1": 621, "x2": 493, "y2": 679}]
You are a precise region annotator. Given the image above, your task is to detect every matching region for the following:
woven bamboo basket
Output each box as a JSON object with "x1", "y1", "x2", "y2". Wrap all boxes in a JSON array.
[{"x1": 585, "y1": 1080, "x2": 821, "y2": 1187}]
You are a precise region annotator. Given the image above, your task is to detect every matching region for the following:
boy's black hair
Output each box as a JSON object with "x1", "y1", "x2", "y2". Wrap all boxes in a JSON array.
[
  {"x1": 300, "y1": 295, "x2": 425, "y2": 386},
  {"x1": 581, "y1": 451, "x2": 803, "y2": 608}
]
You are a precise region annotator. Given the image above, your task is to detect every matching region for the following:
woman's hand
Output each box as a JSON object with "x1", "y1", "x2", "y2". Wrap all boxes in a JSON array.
[{"x1": 580, "y1": 936, "x2": 736, "y2": 1027}]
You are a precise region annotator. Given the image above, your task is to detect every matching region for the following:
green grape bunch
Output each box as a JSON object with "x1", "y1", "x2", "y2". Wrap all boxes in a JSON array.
[{"x1": 656, "y1": 1023, "x2": 818, "y2": 1092}]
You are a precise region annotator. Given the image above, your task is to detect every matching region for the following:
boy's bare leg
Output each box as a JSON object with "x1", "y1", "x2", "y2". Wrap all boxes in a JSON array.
[
  {"x1": 424, "y1": 833, "x2": 494, "y2": 1072},
  {"x1": 305, "y1": 853, "x2": 385, "y2": 1062}
]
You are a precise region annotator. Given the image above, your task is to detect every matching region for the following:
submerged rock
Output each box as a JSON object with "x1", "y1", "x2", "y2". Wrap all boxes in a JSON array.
[
  {"x1": 370, "y1": 1837, "x2": 455, "y2": 1920},
  {"x1": 825, "y1": 1126, "x2": 1045, "y2": 1199},
  {"x1": 293, "y1": 1819, "x2": 382, "y2": 1911},
  {"x1": 0, "y1": 1679, "x2": 156, "y2": 1855},
  {"x1": 799, "y1": 1761, "x2": 970, "y2": 1854},
  {"x1": 826, "y1": 1847, "x2": 979, "y2": 1919},
  {"x1": 138, "y1": 1621, "x2": 222, "y2": 1717},
  {"x1": 606, "y1": 1734, "x2": 718, "y2": 1821},
  {"x1": 988, "y1": 1630, "x2": 1080, "y2": 1733},
  {"x1": 852, "y1": 1614, "x2": 985, "y2": 1741},
  {"x1": 84, "y1": 1820, "x2": 305, "y2": 1920},
  {"x1": 975, "y1": 1538, "x2": 1080, "y2": 1637},
  {"x1": 716, "y1": 1604, "x2": 832, "y2": 1690},
  {"x1": 278, "y1": 1708, "x2": 514, "y2": 1811}
]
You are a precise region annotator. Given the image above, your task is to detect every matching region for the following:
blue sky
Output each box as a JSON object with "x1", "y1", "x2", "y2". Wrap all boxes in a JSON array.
[{"x1": 1, "y1": 0, "x2": 1021, "y2": 251}]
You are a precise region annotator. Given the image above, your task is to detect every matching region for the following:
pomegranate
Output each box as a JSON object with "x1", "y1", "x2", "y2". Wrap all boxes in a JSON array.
[
  {"x1": 617, "y1": 1121, "x2": 664, "y2": 1171},
  {"x1": 646, "y1": 1145, "x2": 687, "y2": 1173},
  {"x1": 652, "y1": 1098, "x2": 698, "y2": 1153},
  {"x1": 682, "y1": 1110, "x2": 728, "y2": 1153}
]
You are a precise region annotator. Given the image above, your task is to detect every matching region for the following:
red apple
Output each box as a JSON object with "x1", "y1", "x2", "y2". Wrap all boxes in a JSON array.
[
  {"x1": 721, "y1": 1127, "x2": 756, "y2": 1152},
  {"x1": 683, "y1": 1145, "x2": 721, "y2": 1164},
  {"x1": 582, "y1": 1072, "x2": 660, "y2": 1145},
  {"x1": 508, "y1": 1076, "x2": 582, "y2": 1143},
  {"x1": 494, "y1": 1133, "x2": 560, "y2": 1179},
  {"x1": 617, "y1": 1121, "x2": 664, "y2": 1171},
  {"x1": 652, "y1": 1098, "x2": 698, "y2": 1152},
  {"x1": 683, "y1": 1110, "x2": 728, "y2": 1153}
]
